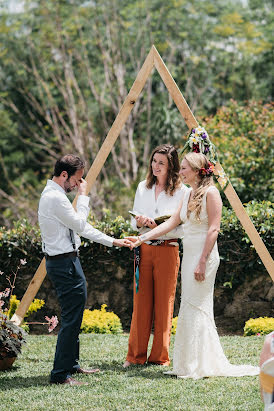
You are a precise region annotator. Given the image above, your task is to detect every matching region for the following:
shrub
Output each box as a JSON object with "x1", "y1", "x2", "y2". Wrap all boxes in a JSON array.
[
  {"x1": 244, "y1": 317, "x2": 274, "y2": 336},
  {"x1": 217, "y1": 200, "x2": 273, "y2": 288},
  {"x1": 89, "y1": 209, "x2": 137, "y2": 238},
  {"x1": 81, "y1": 304, "x2": 123, "y2": 334}
]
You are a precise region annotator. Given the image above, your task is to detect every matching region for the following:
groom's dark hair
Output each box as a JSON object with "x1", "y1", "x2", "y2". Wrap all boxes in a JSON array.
[{"x1": 53, "y1": 154, "x2": 85, "y2": 178}]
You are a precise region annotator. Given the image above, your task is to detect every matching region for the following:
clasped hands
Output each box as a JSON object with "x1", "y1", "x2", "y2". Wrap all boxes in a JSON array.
[{"x1": 113, "y1": 237, "x2": 141, "y2": 249}]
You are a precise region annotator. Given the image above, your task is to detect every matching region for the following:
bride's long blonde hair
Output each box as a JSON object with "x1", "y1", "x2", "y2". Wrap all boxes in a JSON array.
[{"x1": 185, "y1": 152, "x2": 214, "y2": 220}]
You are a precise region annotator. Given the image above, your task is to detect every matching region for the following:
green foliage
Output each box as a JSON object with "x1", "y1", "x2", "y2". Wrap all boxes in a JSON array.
[
  {"x1": 0, "y1": 0, "x2": 273, "y2": 227},
  {"x1": 244, "y1": 317, "x2": 274, "y2": 336},
  {"x1": 81, "y1": 304, "x2": 123, "y2": 335},
  {"x1": 89, "y1": 209, "x2": 137, "y2": 238},
  {"x1": 205, "y1": 100, "x2": 274, "y2": 202},
  {"x1": 217, "y1": 200, "x2": 273, "y2": 288}
]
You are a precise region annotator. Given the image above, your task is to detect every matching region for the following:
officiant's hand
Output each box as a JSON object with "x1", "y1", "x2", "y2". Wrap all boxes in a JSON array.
[
  {"x1": 135, "y1": 215, "x2": 157, "y2": 229},
  {"x1": 194, "y1": 261, "x2": 206, "y2": 282}
]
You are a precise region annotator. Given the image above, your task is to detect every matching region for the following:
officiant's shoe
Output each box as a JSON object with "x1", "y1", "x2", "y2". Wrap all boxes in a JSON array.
[
  {"x1": 50, "y1": 377, "x2": 88, "y2": 386},
  {"x1": 76, "y1": 367, "x2": 100, "y2": 374}
]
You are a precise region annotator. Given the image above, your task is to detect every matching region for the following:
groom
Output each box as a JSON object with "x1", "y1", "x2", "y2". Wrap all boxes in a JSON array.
[{"x1": 38, "y1": 154, "x2": 130, "y2": 385}]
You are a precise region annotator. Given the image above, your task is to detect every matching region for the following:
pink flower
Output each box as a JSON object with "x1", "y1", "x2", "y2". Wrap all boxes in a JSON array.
[
  {"x1": 3, "y1": 288, "x2": 10, "y2": 298},
  {"x1": 0, "y1": 300, "x2": 5, "y2": 308},
  {"x1": 0, "y1": 271, "x2": 4, "y2": 275},
  {"x1": 256, "y1": 333, "x2": 261, "y2": 336},
  {"x1": 20, "y1": 259, "x2": 27, "y2": 266},
  {"x1": 45, "y1": 315, "x2": 59, "y2": 332}
]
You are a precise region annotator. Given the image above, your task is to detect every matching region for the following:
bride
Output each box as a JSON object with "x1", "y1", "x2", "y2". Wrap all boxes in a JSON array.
[{"x1": 129, "y1": 152, "x2": 259, "y2": 379}]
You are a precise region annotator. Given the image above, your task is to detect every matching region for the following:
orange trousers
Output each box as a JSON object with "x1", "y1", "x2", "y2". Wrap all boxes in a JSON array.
[{"x1": 126, "y1": 243, "x2": 180, "y2": 365}]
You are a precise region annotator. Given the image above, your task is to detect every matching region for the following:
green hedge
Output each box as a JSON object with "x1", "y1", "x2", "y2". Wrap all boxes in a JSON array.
[
  {"x1": 0, "y1": 200, "x2": 273, "y2": 291},
  {"x1": 217, "y1": 200, "x2": 273, "y2": 288}
]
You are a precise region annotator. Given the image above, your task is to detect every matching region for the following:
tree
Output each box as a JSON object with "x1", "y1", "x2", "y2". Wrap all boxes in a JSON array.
[{"x1": 0, "y1": 0, "x2": 272, "y2": 225}]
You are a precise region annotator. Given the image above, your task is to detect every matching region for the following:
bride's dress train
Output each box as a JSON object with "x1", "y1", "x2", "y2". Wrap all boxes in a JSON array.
[{"x1": 166, "y1": 187, "x2": 259, "y2": 379}]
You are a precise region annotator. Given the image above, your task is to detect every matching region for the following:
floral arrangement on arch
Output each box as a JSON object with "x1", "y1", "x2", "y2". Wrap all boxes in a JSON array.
[{"x1": 182, "y1": 126, "x2": 218, "y2": 163}]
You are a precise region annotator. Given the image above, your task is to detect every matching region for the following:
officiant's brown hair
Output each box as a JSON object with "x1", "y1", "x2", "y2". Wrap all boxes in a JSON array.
[{"x1": 146, "y1": 144, "x2": 181, "y2": 196}]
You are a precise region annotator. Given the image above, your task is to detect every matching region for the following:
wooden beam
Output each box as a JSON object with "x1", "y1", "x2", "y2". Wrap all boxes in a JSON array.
[{"x1": 152, "y1": 46, "x2": 198, "y2": 130}]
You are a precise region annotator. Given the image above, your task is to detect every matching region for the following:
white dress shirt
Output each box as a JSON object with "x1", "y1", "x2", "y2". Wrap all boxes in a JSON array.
[
  {"x1": 131, "y1": 180, "x2": 190, "y2": 240},
  {"x1": 38, "y1": 180, "x2": 114, "y2": 256}
]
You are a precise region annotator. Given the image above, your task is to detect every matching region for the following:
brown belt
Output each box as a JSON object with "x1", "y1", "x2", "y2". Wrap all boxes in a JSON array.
[{"x1": 45, "y1": 251, "x2": 79, "y2": 260}]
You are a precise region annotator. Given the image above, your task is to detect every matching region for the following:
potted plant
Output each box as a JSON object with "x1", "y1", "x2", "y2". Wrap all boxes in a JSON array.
[
  {"x1": 0, "y1": 259, "x2": 58, "y2": 370},
  {"x1": 0, "y1": 310, "x2": 26, "y2": 370}
]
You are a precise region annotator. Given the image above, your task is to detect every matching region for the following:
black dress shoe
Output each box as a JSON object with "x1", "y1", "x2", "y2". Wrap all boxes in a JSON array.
[
  {"x1": 76, "y1": 367, "x2": 100, "y2": 375},
  {"x1": 50, "y1": 377, "x2": 88, "y2": 386}
]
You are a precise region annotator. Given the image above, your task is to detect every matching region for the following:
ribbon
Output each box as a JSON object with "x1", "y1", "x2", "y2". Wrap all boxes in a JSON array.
[{"x1": 134, "y1": 246, "x2": 140, "y2": 293}]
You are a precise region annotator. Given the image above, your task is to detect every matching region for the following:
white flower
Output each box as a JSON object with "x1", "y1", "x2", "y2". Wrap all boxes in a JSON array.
[
  {"x1": 195, "y1": 126, "x2": 205, "y2": 136},
  {"x1": 20, "y1": 259, "x2": 27, "y2": 266},
  {"x1": 190, "y1": 136, "x2": 198, "y2": 144}
]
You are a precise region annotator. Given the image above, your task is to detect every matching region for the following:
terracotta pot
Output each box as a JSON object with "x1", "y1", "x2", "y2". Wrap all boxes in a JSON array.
[{"x1": 0, "y1": 356, "x2": 16, "y2": 371}]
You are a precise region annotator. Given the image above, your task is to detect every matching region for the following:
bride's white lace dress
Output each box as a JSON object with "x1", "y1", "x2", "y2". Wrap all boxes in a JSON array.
[{"x1": 166, "y1": 186, "x2": 259, "y2": 379}]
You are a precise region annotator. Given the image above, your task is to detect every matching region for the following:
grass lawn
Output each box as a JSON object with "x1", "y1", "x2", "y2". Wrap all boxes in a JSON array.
[{"x1": 0, "y1": 334, "x2": 264, "y2": 411}]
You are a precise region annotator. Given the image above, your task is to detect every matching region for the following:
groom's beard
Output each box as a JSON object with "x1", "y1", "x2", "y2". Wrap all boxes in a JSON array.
[{"x1": 64, "y1": 178, "x2": 75, "y2": 193}]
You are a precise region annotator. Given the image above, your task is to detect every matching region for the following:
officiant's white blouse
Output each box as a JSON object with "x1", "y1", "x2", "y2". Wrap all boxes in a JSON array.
[{"x1": 131, "y1": 180, "x2": 189, "y2": 240}]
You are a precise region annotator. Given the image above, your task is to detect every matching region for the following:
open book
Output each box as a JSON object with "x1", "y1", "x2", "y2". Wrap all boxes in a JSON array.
[{"x1": 129, "y1": 210, "x2": 172, "y2": 226}]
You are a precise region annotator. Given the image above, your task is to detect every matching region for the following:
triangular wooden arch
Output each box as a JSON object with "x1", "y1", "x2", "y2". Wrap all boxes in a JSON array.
[{"x1": 12, "y1": 45, "x2": 273, "y2": 325}]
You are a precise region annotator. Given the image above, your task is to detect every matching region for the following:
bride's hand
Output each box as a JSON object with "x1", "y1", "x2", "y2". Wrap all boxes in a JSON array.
[
  {"x1": 194, "y1": 261, "x2": 206, "y2": 282},
  {"x1": 125, "y1": 236, "x2": 142, "y2": 250}
]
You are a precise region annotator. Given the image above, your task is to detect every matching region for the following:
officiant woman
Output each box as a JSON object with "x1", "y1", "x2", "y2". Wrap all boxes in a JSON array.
[{"x1": 123, "y1": 144, "x2": 189, "y2": 367}]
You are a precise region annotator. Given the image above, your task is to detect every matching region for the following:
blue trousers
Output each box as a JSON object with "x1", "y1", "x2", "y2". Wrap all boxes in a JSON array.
[{"x1": 46, "y1": 255, "x2": 87, "y2": 383}]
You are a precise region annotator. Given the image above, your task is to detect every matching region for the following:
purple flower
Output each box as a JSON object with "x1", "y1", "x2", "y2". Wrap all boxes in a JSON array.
[
  {"x1": 204, "y1": 146, "x2": 209, "y2": 153},
  {"x1": 202, "y1": 133, "x2": 207, "y2": 139}
]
